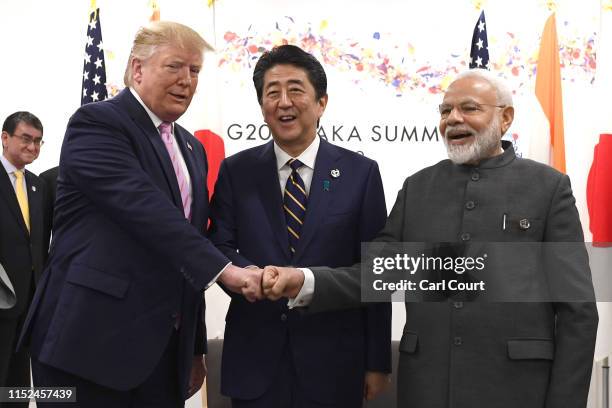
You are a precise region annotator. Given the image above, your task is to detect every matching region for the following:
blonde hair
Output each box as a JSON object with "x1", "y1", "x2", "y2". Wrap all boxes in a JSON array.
[{"x1": 123, "y1": 21, "x2": 214, "y2": 86}]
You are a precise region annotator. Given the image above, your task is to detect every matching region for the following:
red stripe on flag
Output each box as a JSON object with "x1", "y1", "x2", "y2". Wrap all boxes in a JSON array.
[{"x1": 194, "y1": 129, "x2": 225, "y2": 200}]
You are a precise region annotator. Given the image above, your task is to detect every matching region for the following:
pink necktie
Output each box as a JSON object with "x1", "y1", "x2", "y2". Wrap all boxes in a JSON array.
[{"x1": 159, "y1": 122, "x2": 191, "y2": 220}]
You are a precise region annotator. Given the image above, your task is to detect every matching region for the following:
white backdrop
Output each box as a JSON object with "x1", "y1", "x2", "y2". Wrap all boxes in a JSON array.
[{"x1": 0, "y1": 0, "x2": 609, "y2": 366}]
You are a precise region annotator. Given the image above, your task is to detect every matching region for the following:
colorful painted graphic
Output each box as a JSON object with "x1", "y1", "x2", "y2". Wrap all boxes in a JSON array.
[{"x1": 217, "y1": 16, "x2": 596, "y2": 96}]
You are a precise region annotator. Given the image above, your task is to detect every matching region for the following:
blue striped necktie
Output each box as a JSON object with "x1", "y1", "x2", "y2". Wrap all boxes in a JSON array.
[{"x1": 283, "y1": 159, "x2": 308, "y2": 255}]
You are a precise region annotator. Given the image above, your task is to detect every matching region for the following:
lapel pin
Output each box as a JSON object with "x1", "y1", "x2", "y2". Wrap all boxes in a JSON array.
[
  {"x1": 330, "y1": 169, "x2": 340, "y2": 178},
  {"x1": 323, "y1": 180, "x2": 330, "y2": 191},
  {"x1": 187, "y1": 142, "x2": 193, "y2": 151},
  {"x1": 519, "y1": 218, "x2": 530, "y2": 230},
  {"x1": 31, "y1": 186, "x2": 36, "y2": 192}
]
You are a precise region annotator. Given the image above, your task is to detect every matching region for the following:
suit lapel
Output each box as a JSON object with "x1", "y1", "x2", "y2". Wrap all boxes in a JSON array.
[
  {"x1": 293, "y1": 139, "x2": 339, "y2": 260},
  {"x1": 25, "y1": 171, "x2": 43, "y2": 241},
  {"x1": 256, "y1": 142, "x2": 291, "y2": 260},
  {"x1": 0, "y1": 167, "x2": 29, "y2": 237},
  {"x1": 174, "y1": 126, "x2": 203, "y2": 227},
  {"x1": 119, "y1": 89, "x2": 182, "y2": 208}
]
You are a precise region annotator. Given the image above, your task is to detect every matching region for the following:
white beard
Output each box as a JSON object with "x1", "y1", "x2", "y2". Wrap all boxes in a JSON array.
[{"x1": 443, "y1": 116, "x2": 502, "y2": 164}]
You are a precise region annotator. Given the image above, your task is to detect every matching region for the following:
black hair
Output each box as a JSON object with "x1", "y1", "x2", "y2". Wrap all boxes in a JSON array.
[
  {"x1": 2, "y1": 111, "x2": 43, "y2": 135},
  {"x1": 253, "y1": 44, "x2": 327, "y2": 105}
]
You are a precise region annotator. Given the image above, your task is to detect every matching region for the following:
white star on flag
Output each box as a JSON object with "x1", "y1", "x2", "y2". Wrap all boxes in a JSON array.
[
  {"x1": 469, "y1": 10, "x2": 490, "y2": 70},
  {"x1": 81, "y1": 8, "x2": 108, "y2": 105}
]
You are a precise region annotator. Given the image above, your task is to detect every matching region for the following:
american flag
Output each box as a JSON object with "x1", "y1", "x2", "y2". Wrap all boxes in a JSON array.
[
  {"x1": 469, "y1": 10, "x2": 490, "y2": 69},
  {"x1": 81, "y1": 8, "x2": 108, "y2": 105}
]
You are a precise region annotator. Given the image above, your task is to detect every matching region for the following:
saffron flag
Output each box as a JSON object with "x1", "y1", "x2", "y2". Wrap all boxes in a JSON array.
[{"x1": 532, "y1": 13, "x2": 566, "y2": 173}]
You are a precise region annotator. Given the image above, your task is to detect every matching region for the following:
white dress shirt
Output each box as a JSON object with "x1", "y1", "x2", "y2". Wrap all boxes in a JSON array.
[{"x1": 1, "y1": 154, "x2": 28, "y2": 207}]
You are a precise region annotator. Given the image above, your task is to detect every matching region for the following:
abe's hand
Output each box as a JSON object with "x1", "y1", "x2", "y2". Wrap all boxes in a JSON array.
[{"x1": 262, "y1": 266, "x2": 304, "y2": 300}]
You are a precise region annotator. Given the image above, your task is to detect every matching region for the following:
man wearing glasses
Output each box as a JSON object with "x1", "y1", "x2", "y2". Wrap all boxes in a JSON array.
[
  {"x1": 0, "y1": 111, "x2": 50, "y2": 407},
  {"x1": 263, "y1": 69, "x2": 598, "y2": 408}
]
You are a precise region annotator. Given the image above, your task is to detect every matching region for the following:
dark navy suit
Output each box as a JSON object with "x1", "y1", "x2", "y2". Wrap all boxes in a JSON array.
[
  {"x1": 19, "y1": 89, "x2": 229, "y2": 402},
  {"x1": 209, "y1": 139, "x2": 391, "y2": 407}
]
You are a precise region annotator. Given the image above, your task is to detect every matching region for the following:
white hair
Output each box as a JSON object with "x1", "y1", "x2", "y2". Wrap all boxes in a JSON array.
[
  {"x1": 453, "y1": 69, "x2": 513, "y2": 107},
  {"x1": 443, "y1": 114, "x2": 502, "y2": 164}
]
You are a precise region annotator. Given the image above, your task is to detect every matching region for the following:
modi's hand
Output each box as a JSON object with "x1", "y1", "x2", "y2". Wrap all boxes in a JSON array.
[{"x1": 262, "y1": 266, "x2": 304, "y2": 300}]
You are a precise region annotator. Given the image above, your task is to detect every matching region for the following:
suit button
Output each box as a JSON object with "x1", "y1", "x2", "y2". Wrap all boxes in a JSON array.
[
  {"x1": 471, "y1": 172, "x2": 480, "y2": 181},
  {"x1": 460, "y1": 233, "x2": 471, "y2": 241},
  {"x1": 453, "y1": 301, "x2": 463, "y2": 309},
  {"x1": 280, "y1": 313, "x2": 288, "y2": 322},
  {"x1": 465, "y1": 201, "x2": 475, "y2": 210},
  {"x1": 454, "y1": 336, "x2": 463, "y2": 346}
]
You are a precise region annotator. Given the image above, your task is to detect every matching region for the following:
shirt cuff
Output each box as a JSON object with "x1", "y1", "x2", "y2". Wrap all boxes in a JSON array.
[
  {"x1": 205, "y1": 262, "x2": 232, "y2": 289},
  {"x1": 287, "y1": 268, "x2": 314, "y2": 308}
]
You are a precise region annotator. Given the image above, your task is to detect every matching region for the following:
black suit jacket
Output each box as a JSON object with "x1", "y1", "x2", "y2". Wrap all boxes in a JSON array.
[
  {"x1": 0, "y1": 167, "x2": 49, "y2": 319},
  {"x1": 309, "y1": 144, "x2": 598, "y2": 408},
  {"x1": 209, "y1": 140, "x2": 391, "y2": 404}
]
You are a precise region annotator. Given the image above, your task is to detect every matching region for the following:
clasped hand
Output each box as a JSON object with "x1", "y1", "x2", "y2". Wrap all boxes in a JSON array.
[
  {"x1": 218, "y1": 265, "x2": 264, "y2": 302},
  {"x1": 219, "y1": 265, "x2": 304, "y2": 302}
]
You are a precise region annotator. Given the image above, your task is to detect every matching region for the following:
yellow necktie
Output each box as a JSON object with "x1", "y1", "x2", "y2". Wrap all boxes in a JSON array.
[{"x1": 14, "y1": 170, "x2": 30, "y2": 232}]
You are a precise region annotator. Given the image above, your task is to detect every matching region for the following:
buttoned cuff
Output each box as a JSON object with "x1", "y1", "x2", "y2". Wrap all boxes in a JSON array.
[
  {"x1": 205, "y1": 262, "x2": 232, "y2": 289},
  {"x1": 287, "y1": 268, "x2": 314, "y2": 308}
]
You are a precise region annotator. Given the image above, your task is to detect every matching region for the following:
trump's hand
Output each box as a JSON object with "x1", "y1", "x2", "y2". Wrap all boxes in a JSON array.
[
  {"x1": 262, "y1": 266, "x2": 304, "y2": 300},
  {"x1": 363, "y1": 371, "x2": 391, "y2": 401},
  {"x1": 219, "y1": 265, "x2": 263, "y2": 302},
  {"x1": 187, "y1": 355, "x2": 207, "y2": 398}
]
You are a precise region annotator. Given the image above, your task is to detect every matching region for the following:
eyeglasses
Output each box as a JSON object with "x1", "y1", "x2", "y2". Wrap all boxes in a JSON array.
[
  {"x1": 11, "y1": 133, "x2": 44, "y2": 147},
  {"x1": 438, "y1": 102, "x2": 506, "y2": 120}
]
